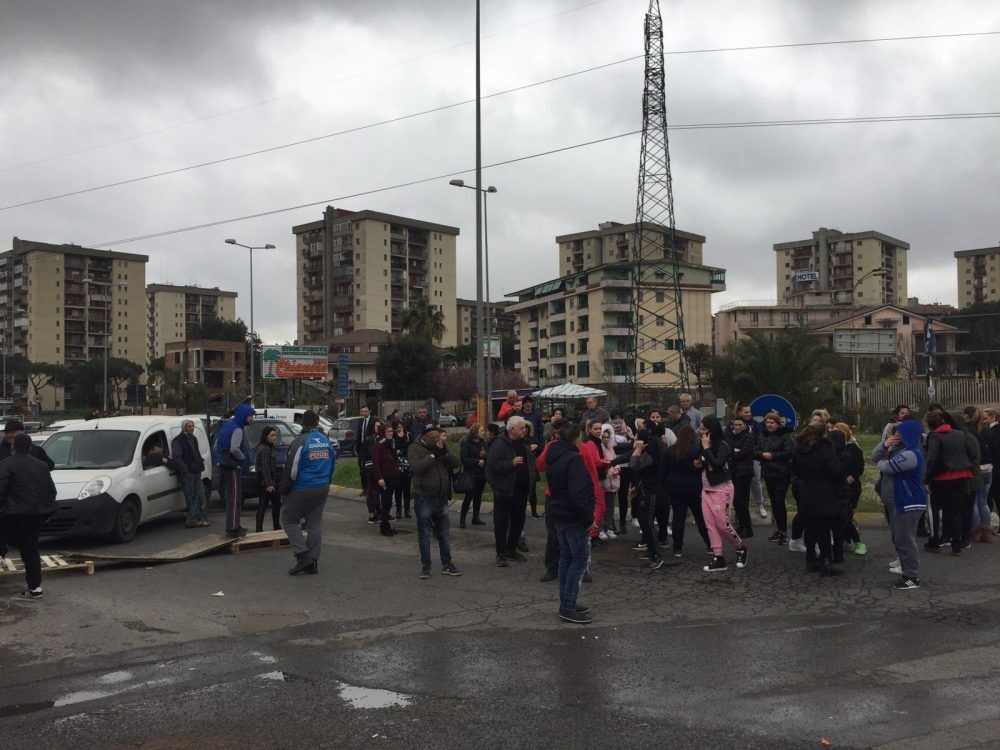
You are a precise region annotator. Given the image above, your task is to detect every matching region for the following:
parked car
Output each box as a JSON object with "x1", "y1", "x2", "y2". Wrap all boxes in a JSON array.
[
  {"x1": 329, "y1": 416, "x2": 371, "y2": 456},
  {"x1": 435, "y1": 409, "x2": 458, "y2": 427},
  {"x1": 30, "y1": 418, "x2": 86, "y2": 446},
  {"x1": 257, "y1": 408, "x2": 335, "y2": 437},
  {"x1": 41, "y1": 416, "x2": 213, "y2": 543}
]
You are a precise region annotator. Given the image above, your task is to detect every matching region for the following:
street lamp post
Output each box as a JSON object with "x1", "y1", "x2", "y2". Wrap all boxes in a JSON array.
[
  {"x1": 849, "y1": 266, "x2": 891, "y2": 414},
  {"x1": 450, "y1": 179, "x2": 498, "y2": 411},
  {"x1": 225, "y1": 239, "x2": 276, "y2": 405}
]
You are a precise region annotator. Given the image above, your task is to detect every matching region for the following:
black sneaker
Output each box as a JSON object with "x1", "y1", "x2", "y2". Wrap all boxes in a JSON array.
[
  {"x1": 419, "y1": 566, "x2": 431, "y2": 579},
  {"x1": 367, "y1": 516, "x2": 377, "y2": 524},
  {"x1": 893, "y1": 576, "x2": 920, "y2": 590},
  {"x1": 471, "y1": 518, "x2": 485, "y2": 525},
  {"x1": 226, "y1": 528, "x2": 248, "y2": 539},
  {"x1": 703, "y1": 556, "x2": 728, "y2": 572},
  {"x1": 576, "y1": 602, "x2": 592, "y2": 615},
  {"x1": 648, "y1": 558, "x2": 664, "y2": 571},
  {"x1": 304, "y1": 562, "x2": 318, "y2": 575},
  {"x1": 496, "y1": 555, "x2": 509, "y2": 567},
  {"x1": 776, "y1": 534, "x2": 789, "y2": 546},
  {"x1": 736, "y1": 547, "x2": 749, "y2": 569},
  {"x1": 506, "y1": 550, "x2": 528, "y2": 563},
  {"x1": 924, "y1": 541, "x2": 941, "y2": 552},
  {"x1": 288, "y1": 557, "x2": 314, "y2": 576},
  {"x1": 441, "y1": 564, "x2": 463, "y2": 576},
  {"x1": 21, "y1": 588, "x2": 43, "y2": 599},
  {"x1": 767, "y1": 530, "x2": 782, "y2": 542},
  {"x1": 741, "y1": 527, "x2": 754, "y2": 539},
  {"x1": 517, "y1": 542, "x2": 530, "y2": 553},
  {"x1": 672, "y1": 549, "x2": 683, "y2": 558},
  {"x1": 540, "y1": 570, "x2": 557, "y2": 582},
  {"x1": 559, "y1": 608, "x2": 592, "y2": 624}
]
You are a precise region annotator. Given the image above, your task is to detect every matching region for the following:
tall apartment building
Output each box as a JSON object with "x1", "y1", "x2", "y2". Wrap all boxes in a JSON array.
[
  {"x1": 146, "y1": 283, "x2": 238, "y2": 360},
  {"x1": 293, "y1": 206, "x2": 459, "y2": 347},
  {"x1": 774, "y1": 228, "x2": 908, "y2": 306},
  {"x1": 0, "y1": 237, "x2": 148, "y2": 410},
  {"x1": 455, "y1": 298, "x2": 516, "y2": 347},
  {"x1": 955, "y1": 244, "x2": 1000, "y2": 308},
  {"x1": 507, "y1": 222, "x2": 725, "y2": 387}
]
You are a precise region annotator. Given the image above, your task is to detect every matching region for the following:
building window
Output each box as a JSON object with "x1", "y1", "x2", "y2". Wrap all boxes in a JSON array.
[{"x1": 864, "y1": 315, "x2": 872, "y2": 325}]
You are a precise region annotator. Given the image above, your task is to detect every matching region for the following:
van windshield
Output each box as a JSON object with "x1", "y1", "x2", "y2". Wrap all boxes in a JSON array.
[{"x1": 44, "y1": 430, "x2": 140, "y2": 470}]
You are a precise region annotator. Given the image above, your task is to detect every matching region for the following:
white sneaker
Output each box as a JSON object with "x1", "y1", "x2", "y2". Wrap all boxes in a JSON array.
[
  {"x1": 605, "y1": 529, "x2": 617, "y2": 540},
  {"x1": 598, "y1": 531, "x2": 608, "y2": 541},
  {"x1": 632, "y1": 518, "x2": 640, "y2": 528},
  {"x1": 758, "y1": 506, "x2": 768, "y2": 518},
  {"x1": 0, "y1": 556, "x2": 7, "y2": 569},
  {"x1": 889, "y1": 564, "x2": 902, "y2": 575},
  {"x1": 788, "y1": 537, "x2": 806, "y2": 553}
]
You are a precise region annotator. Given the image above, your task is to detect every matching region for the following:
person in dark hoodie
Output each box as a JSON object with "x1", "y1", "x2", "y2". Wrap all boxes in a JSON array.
[
  {"x1": 947, "y1": 410, "x2": 982, "y2": 549},
  {"x1": 791, "y1": 423, "x2": 848, "y2": 576},
  {"x1": 725, "y1": 415, "x2": 757, "y2": 538},
  {"x1": 755, "y1": 411, "x2": 794, "y2": 545},
  {"x1": 0, "y1": 433, "x2": 58, "y2": 599},
  {"x1": 699, "y1": 415, "x2": 748, "y2": 572},
  {"x1": 214, "y1": 401, "x2": 256, "y2": 539},
  {"x1": 254, "y1": 426, "x2": 281, "y2": 533},
  {"x1": 663, "y1": 425, "x2": 710, "y2": 557},
  {"x1": 545, "y1": 422, "x2": 596, "y2": 625},
  {"x1": 874, "y1": 417, "x2": 926, "y2": 589},
  {"x1": 630, "y1": 422, "x2": 666, "y2": 570},
  {"x1": 923, "y1": 409, "x2": 974, "y2": 554}
]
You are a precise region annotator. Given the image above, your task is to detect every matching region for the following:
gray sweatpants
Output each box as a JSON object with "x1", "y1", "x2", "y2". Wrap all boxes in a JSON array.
[
  {"x1": 886, "y1": 504, "x2": 921, "y2": 581},
  {"x1": 280, "y1": 486, "x2": 328, "y2": 561}
]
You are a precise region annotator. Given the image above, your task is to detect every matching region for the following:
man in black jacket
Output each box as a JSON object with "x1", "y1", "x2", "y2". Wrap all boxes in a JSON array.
[
  {"x1": 545, "y1": 422, "x2": 595, "y2": 624},
  {"x1": 171, "y1": 419, "x2": 208, "y2": 528},
  {"x1": 0, "y1": 434, "x2": 58, "y2": 599},
  {"x1": 0, "y1": 419, "x2": 54, "y2": 569},
  {"x1": 486, "y1": 416, "x2": 537, "y2": 566}
]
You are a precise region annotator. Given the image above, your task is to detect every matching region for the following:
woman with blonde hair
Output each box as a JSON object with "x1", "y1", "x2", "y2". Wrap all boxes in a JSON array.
[{"x1": 832, "y1": 422, "x2": 867, "y2": 556}]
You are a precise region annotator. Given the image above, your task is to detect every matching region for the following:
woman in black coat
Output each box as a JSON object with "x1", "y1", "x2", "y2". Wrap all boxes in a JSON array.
[
  {"x1": 725, "y1": 415, "x2": 758, "y2": 537},
  {"x1": 390, "y1": 421, "x2": 413, "y2": 519},
  {"x1": 755, "y1": 411, "x2": 795, "y2": 544},
  {"x1": 791, "y1": 423, "x2": 849, "y2": 576},
  {"x1": 459, "y1": 423, "x2": 487, "y2": 528}
]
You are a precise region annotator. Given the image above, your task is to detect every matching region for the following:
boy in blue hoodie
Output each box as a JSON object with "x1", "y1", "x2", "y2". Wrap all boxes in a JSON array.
[
  {"x1": 214, "y1": 401, "x2": 256, "y2": 539},
  {"x1": 873, "y1": 418, "x2": 925, "y2": 590}
]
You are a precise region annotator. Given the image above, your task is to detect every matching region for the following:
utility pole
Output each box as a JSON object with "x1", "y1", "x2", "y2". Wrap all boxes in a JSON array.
[{"x1": 473, "y1": 0, "x2": 486, "y2": 421}]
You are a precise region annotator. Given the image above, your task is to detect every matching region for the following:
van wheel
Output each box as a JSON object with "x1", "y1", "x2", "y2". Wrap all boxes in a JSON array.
[{"x1": 109, "y1": 497, "x2": 141, "y2": 544}]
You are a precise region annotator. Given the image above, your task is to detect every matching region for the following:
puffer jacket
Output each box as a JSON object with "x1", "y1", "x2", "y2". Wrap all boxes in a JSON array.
[
  {"x1": 791, "y1": 434, "x2": 848, "y2": 518},
  {"x1": 724, "y1": 428, "x2": 756, "y2": 478},
  {"x1": 700, "y1": 438, "x2": 732, "y2": 487},
  {"x1": 0, "y1": 453, "x2": 57, "y2": 517},
  {"x1": 755, "y1": 427, "x2": 794, "y2": 479},
  {"x1": 545, "y1": 439, "x2": 595, "y2": 527},
  {"x1": 408, "y1": 437, "x2": 460, "y2": 498},
  {"x1": 924, "y1": 424, "x2": 974, "y2": 484}
]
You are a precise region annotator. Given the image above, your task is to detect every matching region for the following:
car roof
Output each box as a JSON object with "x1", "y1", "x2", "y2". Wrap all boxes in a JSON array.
[{"x1": 58, "y1": 416, "x2": 207, "y2": 432}]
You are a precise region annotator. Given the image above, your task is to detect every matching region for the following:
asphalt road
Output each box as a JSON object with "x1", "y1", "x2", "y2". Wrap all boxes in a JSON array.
[{"x1": 3, "y1": 493, "x2": 1000, "y2": 749}]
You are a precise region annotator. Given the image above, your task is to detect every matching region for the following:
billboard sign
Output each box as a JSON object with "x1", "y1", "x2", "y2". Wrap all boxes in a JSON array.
[
  {"x1": 792, "y1": 270, "x2": 819, "y2": 283},
  {"x1": 831, "y1": 329, "x2": 897, "y2": 357},
  {"x1": 337, "y1": 354, "x2": 349, "y2": 398},
  {"x1": 261, "y1": 345, "x2": 329, "y2": 380},
  {"x1": 482, "y1": 335, "x2": 501, "y2": 358}
]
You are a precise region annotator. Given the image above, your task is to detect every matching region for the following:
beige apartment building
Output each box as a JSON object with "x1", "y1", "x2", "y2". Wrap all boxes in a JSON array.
[
  {"x1": 955, "y1": 245, "x2": 1000, "y2": 308},
  {"x1": 146, "y1": 283, "x2": 238, "y2": 360},
  {"x1": 455, "y1": 298, "x2": 516, "y2": 347},
  {"x1": 0, "y1": 237, "x2": 148, "y2": 411},
  {"x1": 774, "y1": 228, "x2": 908, "y2": 306},
  {"x1": 292, "y1": 205, "x2": 459, "y2": 347},
  {"x1": 507, "y1": 222, "x2": 725, "y2": 387}
]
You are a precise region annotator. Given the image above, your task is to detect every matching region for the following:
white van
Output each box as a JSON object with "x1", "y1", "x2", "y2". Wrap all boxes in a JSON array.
[
  {"x1": 258, "y1": 408, "x2": 333, "y2": 435},
  {"x1": 41, "y1": 416, "x2": 213, "y2": 544}
]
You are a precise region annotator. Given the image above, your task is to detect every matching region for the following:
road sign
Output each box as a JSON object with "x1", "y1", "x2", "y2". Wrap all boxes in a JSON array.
[
  {"x1": 261, "y1": 345, "x2": 328, "y2": 380},
  {"x1": 482, "y1": 335, "x2": 501, "y2": 358},
  {"x1": 749, "y1": 394, "x2": 797, "y2": 429},
  {"x1": 337, "y1": 354, "x2": 349, "y2": 398},
  {"x1": 831, "y1": 329, "x2": 897, "y2": 357}
]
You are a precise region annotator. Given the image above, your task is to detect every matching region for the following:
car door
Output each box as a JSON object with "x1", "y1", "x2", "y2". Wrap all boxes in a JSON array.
[{"x1": 141, "y1": 428, "x2": 184, "y2": 517}]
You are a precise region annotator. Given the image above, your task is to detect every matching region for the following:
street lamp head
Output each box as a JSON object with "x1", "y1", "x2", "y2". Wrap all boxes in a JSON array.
[
  {"x1": 486, "y1": 186, "x2": 497, "y2": 193},
  {"x1": 264, "y1": 244, "x2": 276, "y2": 249},
  {"x1": 224, "y1": 238, "x2": 237, "y2": 245},
  {"x1": 448, "y1": 179, "x2": 466, "y2": 187}
]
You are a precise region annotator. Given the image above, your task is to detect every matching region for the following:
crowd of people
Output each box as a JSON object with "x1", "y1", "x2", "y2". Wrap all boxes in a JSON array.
[{"x1": 346, "y1": 391, "x2": 1000, "y2": 625}]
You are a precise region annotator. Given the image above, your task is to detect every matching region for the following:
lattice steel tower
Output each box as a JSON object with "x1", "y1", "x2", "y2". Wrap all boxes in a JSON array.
[{"x1": 627, "y1": 0, "x2": 688, "y2": 401}]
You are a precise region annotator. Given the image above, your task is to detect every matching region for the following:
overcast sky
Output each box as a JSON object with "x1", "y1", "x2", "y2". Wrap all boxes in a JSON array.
[{"x1": 2, "y1": 0, "x2": 998, "y2": 346}]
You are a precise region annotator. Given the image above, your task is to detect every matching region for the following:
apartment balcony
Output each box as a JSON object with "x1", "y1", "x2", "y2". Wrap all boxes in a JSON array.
[
  {"x1": 408, "y1": 246, "x2": 428, "y2": 259},
  {"x1": 391, "y1": 272, "x2": 406, "y2": 285},
  {"x1": 601, "y1": 278, "x2": 631, "y2": 288},
  {"x1": 390, "y1": 230, "x2": 406, "y2": 242},
  {"x1": 527, "y1": 319, "x2": 538, "y2": 329},
  {"x1": 409, "y1": 275, "x2": 426, "y2": 288},
  {"x1": 602, "y1": 326, "x2": 631, "y2": 336},
  {"x1": 605, "y1": 375, "x2": 629, "y2": 384},
  {"x1": 305, "y1": 289, "x2": 324, "y2": 302},
  {"x1": 408, "y1": 233, "x2": 428, "y2": 247},
  {"x1": 548, "y1": 334, "x2": 566, "y2": 345},
  {"x1": 548, "y1": 311, "x2": 566, "y2": 323},
  {"x1": 601, "y1": 301, "x2": 631, "y2": 312},
  {"x1": 601, "y1": 349, "x2": 630, "y2": 360},
  {"x1": 390, "y1": 243, "x2": 407, "y2": 257}
]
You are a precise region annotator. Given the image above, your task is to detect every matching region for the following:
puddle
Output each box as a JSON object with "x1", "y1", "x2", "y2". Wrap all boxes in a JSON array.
[
  {"x1": 336, "y1": 681, "x2": 412, "y2": 709},
  {"x1": 54, "y1": 690, "x2": 112, "y2": 707},
  {"x1": 97, "y1": 671, "x2": 132, "y2": 685},
  {"x1": 0, "y1": 700, "x2": 55, "y2": 718},
  {"x1": 258, "y1": 671, "x2": 286, "y2": 681},
  {"x1": 250, "y1": 652, "x2": 277, "y2": 664}
]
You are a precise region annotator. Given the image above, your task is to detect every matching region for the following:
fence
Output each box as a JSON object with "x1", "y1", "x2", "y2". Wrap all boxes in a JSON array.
[{"x1": 851, "y1": 378, "x2": 1000, "y2": 412}]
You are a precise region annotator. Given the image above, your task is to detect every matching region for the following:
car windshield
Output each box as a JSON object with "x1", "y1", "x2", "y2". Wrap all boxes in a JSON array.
[
  {"x1": 44, "y1": 430, "x2": 140, "y2": 470},
  {"x1": 245, "y1": 421, "x2": 297, "y2": 446},
  {"x1": 333, "y1": 419, "x2": 352, "y2": 430}
]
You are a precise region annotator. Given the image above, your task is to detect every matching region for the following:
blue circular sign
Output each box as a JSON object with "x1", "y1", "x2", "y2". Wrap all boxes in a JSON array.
[{"x1": 749, "y1": 394, "x2": 797, "y2": 430}]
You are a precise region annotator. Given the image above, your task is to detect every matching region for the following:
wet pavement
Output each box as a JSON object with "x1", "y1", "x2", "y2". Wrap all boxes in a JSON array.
[{"x1": 2, "y1": 491, "x2": 1000, "y2": 749}]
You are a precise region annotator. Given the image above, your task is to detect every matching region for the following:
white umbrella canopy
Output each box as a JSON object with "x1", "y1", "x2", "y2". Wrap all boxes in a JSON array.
[{"x1": 532, "y1": 383, "x2": 607, "y2": 399}]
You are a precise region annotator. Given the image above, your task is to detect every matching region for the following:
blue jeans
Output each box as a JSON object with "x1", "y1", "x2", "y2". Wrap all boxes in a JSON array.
[
  {"x1": 414, "y1": 494, "x2": 453, "y2": 568},
  {"x1": 973, "y1": 471, "x2": 993, "y2": 527},
  {"x1": 555, "y1": 523, "x2": 591, "y2": 612},
  {"x1": 181, "y1": 472, "x2": 207, "y2": 525}
]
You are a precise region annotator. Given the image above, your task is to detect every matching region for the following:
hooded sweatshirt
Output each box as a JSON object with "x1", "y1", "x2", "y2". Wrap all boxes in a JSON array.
[
  {"x1": 214, "y1": 402, "x2": 256, "y2": 469},
  {"x1": 875, "y1": 419, "x2": 927, "y2": 513},
  {"x1": 545, "y1": 439, "x2": 595, "y2": 527}
]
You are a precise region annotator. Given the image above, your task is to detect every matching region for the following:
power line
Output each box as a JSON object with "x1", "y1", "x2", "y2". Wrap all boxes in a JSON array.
[
  {"x1": 0, "y1": 0, "x2": 611, "y2": 174},
  {"x1": 3, "y1": 27, "x2": 996, "y2": 175},
  {"x1": 92, "y1": 110, "x2": 1000, "y2": 247}
]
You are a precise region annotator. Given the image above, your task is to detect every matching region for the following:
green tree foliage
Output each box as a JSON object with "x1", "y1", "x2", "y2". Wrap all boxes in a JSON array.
[
  {"x1": 401, "y1": 300, "x2": 446, "y2": 343},
  {"x1": 710, "y1": 331, "x2": 839, "y2": 414},
  {"x1": 65, "y1": 358, "x2": 144, "y2": 409},
  {"x1": 188, "y1": 317, "x2": 248, "y2": 342},
  {"x1": 376, "y1": 336, "x2": 442, "y2": 399}
]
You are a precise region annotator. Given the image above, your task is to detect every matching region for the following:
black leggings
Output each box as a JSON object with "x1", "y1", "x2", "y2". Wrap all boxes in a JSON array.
[
  {"x1": 670, "y1": 487, "x2": 710, "y2": 551},
  {"x1": 617, "y1": 470, "x2": 632, "y2": 527},
  {"x1": 732, "y1": 474, "x2": 753, "y2": 532},
  {"x1": 394, "y1": 475, "x2": 412, "y2": 515},
  {"x1": 803, "y1": 513, "x2": 833, "y2": 562},
  {"x1": 637, "y1": 490, "x2": 661, "y2": 561},
  {"x1": 460, "y1": 477, "x2": 485, "y2": 521},
  {"x1": 5, "y1": 514, "x2": 43, "y2": 589},
  {"x1": 255, "y1": 489, "x2": 281, "y2": 532},
  {"x1": 655, "y1": 494, "x2": 670, "y2": 543},
  {"x1": 764, "y1": 474, "x2": 791, "y2": 534}
]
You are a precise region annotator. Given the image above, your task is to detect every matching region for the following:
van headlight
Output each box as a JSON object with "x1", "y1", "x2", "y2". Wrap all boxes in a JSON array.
[{"x1": 78, "y1": 476, "x2": 112, "y2": 500}]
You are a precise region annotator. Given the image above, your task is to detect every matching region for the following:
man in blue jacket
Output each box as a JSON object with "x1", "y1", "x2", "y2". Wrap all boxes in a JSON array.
[
  {"x1": 214, "y1": 402, "x2": 255, "y2": 539},
  {"x1": 280, "y1": 410, "x2": 335, "y2": 575},
  {"x1": 874, "y1": 417, "x2": 926, "y2": 590}
]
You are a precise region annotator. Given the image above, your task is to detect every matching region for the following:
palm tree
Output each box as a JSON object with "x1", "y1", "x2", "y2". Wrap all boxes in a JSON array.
[
  {"x1": 401, "y1": 299, "x2": 446, "y2": 343},
  {"x1": 711, "y1": 330, "x2": 838, "y2": 414}
]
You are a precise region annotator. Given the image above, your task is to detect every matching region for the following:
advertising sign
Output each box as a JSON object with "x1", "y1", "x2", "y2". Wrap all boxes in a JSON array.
[
  {"x1": 481, "y1": 335, "x2": 501, "y2": 358},
  {"x1": 337, "y1": 354, "x2": 350, "y2": 398},
  {"x1": 792, "y1": 270, "x2": 819, "y2": 283},
  {"x1": 831, "y1": 329, "x2": 897, "y2": 357},
  {"x1": 261, "y1": 345, "x2": 328, "y2": 380}
]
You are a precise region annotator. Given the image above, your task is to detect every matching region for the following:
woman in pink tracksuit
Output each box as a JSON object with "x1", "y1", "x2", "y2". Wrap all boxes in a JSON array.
[
  {"x1": 599, "y1": 424, "x2": 621, "y2": 539},
  {"x1": 698, "y1": 415, "x2": 749, "y2": 573}
]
